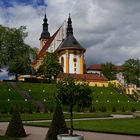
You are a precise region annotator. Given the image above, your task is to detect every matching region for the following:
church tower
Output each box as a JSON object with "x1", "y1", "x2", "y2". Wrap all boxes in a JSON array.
[
  {"x1": 56, "y1": 15, "x2": 86, "y2": 74},
  {"x1": 39, "y1": 13, "x2": 50, "y2": 49}
]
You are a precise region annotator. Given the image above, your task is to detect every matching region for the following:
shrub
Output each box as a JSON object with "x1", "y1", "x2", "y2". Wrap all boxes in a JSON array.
[
  {"x1": 44, "y1": 106, "x2": 48, "y2": 113},
  {"x1": 2, "y1": 107, "x2": 8, "y2": 114},
  {"x1": 20, "y1": 107, "x2": 24, "y2": 114},
  {"x1": 5, "y1": 105, "x2": 26, "y2": 138},
  {"x1": 122, "y1": 106, "x2": 125, "y2": 112},
  {"x1": 28, "y1": 107, "x2": 32, "y2": 114},
  {"x1": 36, "y1": 106, "x2": 40, "y2": 113},
  {"x1": 9, "y1": 106, "x2": 13, "y2": 114},
  {"x1": 131, "y1": 107, "x2": 136, "y2": 112},
  {"x1": 112, "y1": 106, "x2": 116, "y2": 112},
  {"x1": 45, "y1": 103, "x2": 68, "y2": 140},
  {"x1": 89, "y1": 105, "x2": 96, "y2": 112},
  {"x1": 101, "y1": 106, "x2": 107, "y2": 112}
]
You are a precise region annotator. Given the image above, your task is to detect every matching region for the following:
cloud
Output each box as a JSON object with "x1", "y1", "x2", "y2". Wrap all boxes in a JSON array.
[{"x1": 1, "y1": 0, "x2": 140, "y2": 66}]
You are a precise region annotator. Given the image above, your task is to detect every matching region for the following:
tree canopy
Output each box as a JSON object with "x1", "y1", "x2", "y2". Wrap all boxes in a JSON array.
[
  {"x1": 56, "y1": 77, "x2": 92, "y2": 135},
  {"x1": 101, "y1": 62, "x2": 116, "y2": 80},
  {"x1": 123, "y1": 58, "x2": 140, "y2": 86},
  {"x1": 39, "y1": 52, "x2": 63, "y2": 81},
  {"x1": 0, "y1": 25, "x2": 37, "y2": 80}
]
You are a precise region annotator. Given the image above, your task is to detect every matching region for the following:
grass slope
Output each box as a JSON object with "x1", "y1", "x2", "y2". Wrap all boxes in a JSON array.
[{"x1": 0, "y1": 82, "x2": 140, "y2": 112}]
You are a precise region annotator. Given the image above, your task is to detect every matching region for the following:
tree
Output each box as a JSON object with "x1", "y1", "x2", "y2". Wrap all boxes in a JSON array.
[
  {"x1": 123, "y1": 59, "x2": 140, "y2": 86},
  {"x1": 101, "y1": 62, "x2": 116, "y2": 80},
  {"x1": 0, "y1": 25, "x2": 10, "y2": 68},
  {"x1": 56, "y1": 77, "x2": 92, "y2": 136},
  {"x1": 40, "y1": 52, "x2": 63, "y2": 81},
  {"x1": 0, "y1": 25, "x2": 37, "y2": 80},
  {"x1": 5, "y1": 105, "x2": 26, "y2": 138},
  {"x1": 45, "y1": 103, "x2": 68, "y2": 140}
]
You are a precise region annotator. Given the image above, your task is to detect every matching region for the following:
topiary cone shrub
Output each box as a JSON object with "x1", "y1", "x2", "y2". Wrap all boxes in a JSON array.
[
  {"x1": 5, "y1": 105, "x2": 26, "y2": 138},
  {"x1": 45, "y1": 102, "x2": 68, "y2": 140}
]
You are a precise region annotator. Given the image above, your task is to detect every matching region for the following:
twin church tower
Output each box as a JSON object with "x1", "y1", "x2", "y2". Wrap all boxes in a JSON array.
[{"x1": 33, "y1": 14, "x2": 86, "y2": 74}]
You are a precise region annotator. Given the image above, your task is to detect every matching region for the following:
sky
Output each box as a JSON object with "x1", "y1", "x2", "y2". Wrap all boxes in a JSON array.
[{"x1": 1, "y1": 0, "x2": 140, "y2": 66}]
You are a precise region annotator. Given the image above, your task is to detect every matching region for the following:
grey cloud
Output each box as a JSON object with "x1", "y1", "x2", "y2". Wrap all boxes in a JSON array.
[{"x1": 1, "y1": 0, "x2": 140, "y2": 66}]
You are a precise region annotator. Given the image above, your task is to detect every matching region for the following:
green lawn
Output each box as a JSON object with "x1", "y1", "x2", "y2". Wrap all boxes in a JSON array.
[
  {"x1": 27, "y1": 118, "x2": 140, "y2": 135},
  {"x1": 17, "y1": 82, "x2": 56, "y2": 101},
  {"x1": 0, "y1": 82, "x2": 140, "y2": 112},
  {"x1": 0, "y1": 112, "x2": 110, "y2": 122}
]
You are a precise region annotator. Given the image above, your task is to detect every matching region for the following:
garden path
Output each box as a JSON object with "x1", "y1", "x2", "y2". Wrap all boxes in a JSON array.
[{"x1": 0, "y1": 122, "x2": 140, "y2": 140}]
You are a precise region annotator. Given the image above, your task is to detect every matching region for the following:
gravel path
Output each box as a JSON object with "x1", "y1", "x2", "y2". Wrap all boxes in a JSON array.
[{"x1": 0, "y1": 122, "x2": 140, "y2": 140}]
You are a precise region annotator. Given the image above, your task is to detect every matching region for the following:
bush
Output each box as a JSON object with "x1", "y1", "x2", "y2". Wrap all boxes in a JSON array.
[
  {"x1": 101, "y1": 106, "x2": 107, "y2": 112},
  {"x1": 89, "y1": 105, "x2": 96, "y2": 112},
  {"x1": 112, "y1": 106, "x2": 116, "y2": 112},
  {"x1": 44, "y1": 106, "x2": 48, "y2": 113},
  {"x1": 45, "y1": 103, "x2": 68, "y2": 140},
  {"x1": 131, "y1": 107, "x2": 136, "y2": 112},
  {"x1": 122, "y1": 106, "x2": 125, "y2": 112},
  {"x1": 36, "y1": 106, "x2": 40, "y2": 113},
  {"x1": 9, "y1": 106, "x2": 13, "y2": 114},
  {"x1": 5, "y1": 105, "x2": 26, "y2": 138},
  {"x1": 2, "y1": 107, "x2": 8, "y2": 114},
  {"x1": 20, "y1": 107, "x2": 24, "y2": 114},
  {"x1": 28, "y1": 107, "x2": 32, "y2": 114}
]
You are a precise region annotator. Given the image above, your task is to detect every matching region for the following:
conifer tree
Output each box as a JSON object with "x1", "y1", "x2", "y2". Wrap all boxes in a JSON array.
[
  {"x1": 5, "y1": 105, "x2": 26, "y2": 138},
  {"x1": 45, "y1": 102, "x2": 68, "y2": 140}
]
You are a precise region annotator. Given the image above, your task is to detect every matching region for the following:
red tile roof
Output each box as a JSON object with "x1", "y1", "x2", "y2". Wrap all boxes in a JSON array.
[
  {"x1": 57, "y1": 73, "x2": 108, "y2": 82},
  {"x1": 87, "y1": 64, "x2": 102, "y2": 71},
  {"x1": 87, "y1": 64, "x2": 124, "y2": 71}
]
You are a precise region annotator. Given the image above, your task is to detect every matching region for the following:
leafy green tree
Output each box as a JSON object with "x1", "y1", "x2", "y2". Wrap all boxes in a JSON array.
[
  {"x1": 123, "y1": 59, "x2": 140, "y2": 86},
  {"x1": 0, "y1": 25, "x2": 10, "y2": 68},
  {"x1": 56, "y1": 77, "x2": 92, "y2": 136},
  {"x1": 45, "y1": 103, "x2": 68, "y2": 140},
  {"x1": 0, "y1": 25, "x2": 37, "y2": 80},
  {"x1": 5, "y1": 105, "x2": 26, "y2": 138},
  {"x1": 40, "y1": 52, "x2": 63, "y2": 81},
  {"x1": 101, "y1": 62, "x2": 116, "y2": 80}
]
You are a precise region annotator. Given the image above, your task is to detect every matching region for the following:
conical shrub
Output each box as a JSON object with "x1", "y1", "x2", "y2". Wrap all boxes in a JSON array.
[
  {"x1": 5, "y1": 105, "x2": 26, "y2": 138},
  {"x1": 45, "y1": 103, "x2": 68, "y2": 140}
]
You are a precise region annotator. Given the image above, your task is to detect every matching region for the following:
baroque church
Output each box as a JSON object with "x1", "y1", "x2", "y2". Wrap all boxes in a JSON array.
[
  {"x1": 32, "y1": 14, "x2": 85, "y2": 74},
  {"x1": 32, "y1": 14, "x2": 109, "y2": 87}
]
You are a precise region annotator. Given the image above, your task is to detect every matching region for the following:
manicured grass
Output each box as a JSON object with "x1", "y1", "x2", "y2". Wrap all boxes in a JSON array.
[
  {"x1": 0, "y1": 82, "x2": 140, "y2": 112},
  {"x1": 17, "y1": 82, "x2": 56, "y2": 101},
  {"x1": 0, "y1": 82, "x2": 24, "y2": 100},
  {"x1": 0, "y1": 112, "x2": 110, "y2": 122},
  {"x1": 27, "y1": 118, "x2": 140, "y2": 135}
]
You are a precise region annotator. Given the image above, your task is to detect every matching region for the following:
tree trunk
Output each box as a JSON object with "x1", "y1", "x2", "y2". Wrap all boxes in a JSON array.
[{"x1": 69, "y1": 104, "x2": 73, "y2": 136}]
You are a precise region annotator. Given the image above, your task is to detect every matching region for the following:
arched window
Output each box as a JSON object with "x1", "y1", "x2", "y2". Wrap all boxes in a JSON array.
[{"x1": 61, "y1": 57, "x2": 64, "y2": 68}]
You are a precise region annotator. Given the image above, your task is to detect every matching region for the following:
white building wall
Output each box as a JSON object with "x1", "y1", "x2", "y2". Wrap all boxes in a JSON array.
[
  {"x1": 47, "y1": 21, "x2": 66, "y2": 53},
  {"x1": 69, "y1": 53, "x2": 81, "y2": 74},
  {"x1": 87, "y1": 70, "x2": 101, "y2": 74}
]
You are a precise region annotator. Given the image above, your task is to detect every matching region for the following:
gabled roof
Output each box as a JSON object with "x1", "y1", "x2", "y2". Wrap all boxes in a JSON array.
[
  {"x1": 57, "y1": 34, "x2": 85, "y2": 52},
  {"x1": 57, "y1": 73, "x2": 108, "y2": 82},
  {"x1": 87, "y1": 64, "x2": 124, "y2": 71},
  {"x1": 87, "y1": 64, "x2": 102, "y2": 71}
]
